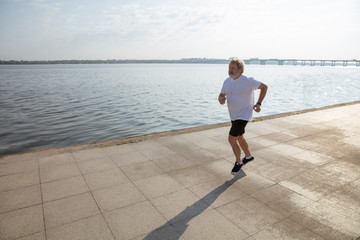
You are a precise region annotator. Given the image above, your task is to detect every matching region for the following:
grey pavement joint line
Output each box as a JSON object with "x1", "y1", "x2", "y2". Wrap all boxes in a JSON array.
[
  {"x1": 70, "y1": 150, "x2": 117, "y2": 240},
  {"x1": 37, "y1": 156, "x2": 47, "y2": 240}
]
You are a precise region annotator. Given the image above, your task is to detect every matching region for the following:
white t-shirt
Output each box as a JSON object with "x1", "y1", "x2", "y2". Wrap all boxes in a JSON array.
[{"x1": 221, "y1": 75, "x2": 261, "y2": 121}]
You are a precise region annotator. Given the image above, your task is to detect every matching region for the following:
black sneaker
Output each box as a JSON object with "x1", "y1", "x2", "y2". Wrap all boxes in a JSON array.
[
  {"x1": 231, "y1": 162, "x2": 243, "y2": 175},
  {"x1": 242, "y1": 156, "x2": 254, "y2": 165}
]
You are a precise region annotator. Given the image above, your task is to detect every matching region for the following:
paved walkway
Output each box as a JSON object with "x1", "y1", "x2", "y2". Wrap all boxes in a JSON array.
[{"x1": 1, "y1": 103, "x2": 360, "y2": 240}]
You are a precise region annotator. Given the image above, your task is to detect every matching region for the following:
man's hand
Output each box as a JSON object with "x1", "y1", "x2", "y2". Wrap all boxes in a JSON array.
[
  {"x1": 253, "y1": 104, "x2": 261, "y2": 112},
  {"x1": 254, "y1": 83, "x2": 267, "y2": 112},
  {"x1": 218, "y1": 93, "x2": 226, "y2": 105}
]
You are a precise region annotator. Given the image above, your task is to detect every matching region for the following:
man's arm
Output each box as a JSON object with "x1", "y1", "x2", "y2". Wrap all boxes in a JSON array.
[
  {"x1": 218, "y1": 93, "x2": 226, "y2": 105},
  {"x1": 253, "y1": 83, "x2": 268, "y2": 112}
]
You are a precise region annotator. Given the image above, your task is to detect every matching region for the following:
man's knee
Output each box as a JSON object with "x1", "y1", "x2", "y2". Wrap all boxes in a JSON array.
[{"x1": 228, "y1": 135, "x2": 238, "y2": 145}]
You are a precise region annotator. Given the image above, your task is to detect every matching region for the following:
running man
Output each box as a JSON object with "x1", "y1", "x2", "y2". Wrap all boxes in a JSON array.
[{"x1": 218, "y1": 58, "x2": 268, "y2": 175}]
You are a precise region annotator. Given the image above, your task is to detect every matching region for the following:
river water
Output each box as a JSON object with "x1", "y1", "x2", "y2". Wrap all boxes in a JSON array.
[{"x1": 0, "y1": 64, "x2": 359, "y2": 155}]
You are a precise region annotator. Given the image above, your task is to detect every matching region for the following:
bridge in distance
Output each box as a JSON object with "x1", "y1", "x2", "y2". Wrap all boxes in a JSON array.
[{"x1": 244, "y1": 58, "x2": 360, "y2": 66}]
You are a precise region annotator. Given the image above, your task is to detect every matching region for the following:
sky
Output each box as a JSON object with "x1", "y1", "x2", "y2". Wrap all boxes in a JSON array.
[{"x1": 0, "y1": 0, "x2": 359, "y2": 60}]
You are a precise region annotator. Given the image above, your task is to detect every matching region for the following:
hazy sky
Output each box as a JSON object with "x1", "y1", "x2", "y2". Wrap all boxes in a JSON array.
[{"x1": 1, "y1": 0, "x2": 359, "y2": 60}]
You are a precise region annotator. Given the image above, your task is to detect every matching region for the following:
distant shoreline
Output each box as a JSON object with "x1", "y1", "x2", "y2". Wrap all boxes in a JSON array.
[
  {"x1": 1, "y1": 58, "x2": 359, "y2": 66},
  {"x1": 0, "y1": 58, "x2": 228, "y2": 65}
]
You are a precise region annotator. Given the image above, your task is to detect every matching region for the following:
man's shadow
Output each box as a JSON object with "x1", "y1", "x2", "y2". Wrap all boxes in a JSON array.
[{"x1": 143, "y1": 171, "x2": 246, "y2": 240}]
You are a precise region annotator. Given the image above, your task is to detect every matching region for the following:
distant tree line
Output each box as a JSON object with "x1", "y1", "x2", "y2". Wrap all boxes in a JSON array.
[{"x1": 0, "y1": 58, "x2": 229, "y2": 65}]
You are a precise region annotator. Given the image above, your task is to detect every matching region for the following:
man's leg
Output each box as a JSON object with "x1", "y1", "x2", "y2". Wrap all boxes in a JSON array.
[
  {"x1": 238, "y1": 135, "x2": 251, "y2": 157},
  {"x1": 238, "y1": 135, "x2": 254, "y2": 165},
  {"x1": 228, "y1": 135, "x2": 241, "y2": 162},
  {"x1": 229, "y1": 135, "x2": 244, "y2": 175}
]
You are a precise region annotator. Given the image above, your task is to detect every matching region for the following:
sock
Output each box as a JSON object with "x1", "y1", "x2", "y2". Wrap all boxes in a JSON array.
[{"x1": 246, "y1": 155, "x2": 253, "y2": 159}]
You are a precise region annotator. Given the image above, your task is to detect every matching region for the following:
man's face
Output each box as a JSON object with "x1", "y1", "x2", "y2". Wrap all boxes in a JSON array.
[{"x1": 228, "y1": 63, "x2": 241, "y2": 79}]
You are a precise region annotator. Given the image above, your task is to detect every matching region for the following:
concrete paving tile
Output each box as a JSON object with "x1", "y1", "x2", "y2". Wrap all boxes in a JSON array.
[
  {"x1": 290, "y1": 202, "x2": 360, "y2": 240},
  {"x1": 305, "y1": 141, "x2": 348, "y2": 159},
  {"x1": 102, "y1": 144, "x2": 134, "y2": 156},
  {"x1": 0, "y1": 185, "x2": 42, "y2": 214},
  {"x1": 341, "y1": 154, "x2": 360, "y2": 167},
  {"x1": 158, "y1": 136, "x2": 222, "y2": 163},
  {"x1": 72, "y1": 148, "x2": 108, "y2": 162},
  {"x1": 242, "y1": 129, "x2": 259, "y2": 139},
  {"x1": 47, "y1": 215, "x2": 114, "y2": 240},
  {"x1": 253, "y1": 218, "x2": 325, "y2": 240},
  {"x1": 0, "y1": 204, "x2": 44, "y2": 240},
  {"x1": 133, "y1": 174, "x2": 184, "y2": 199},
  {"x1": 254, "y1": 149, "x2": 308, "y2": 170},
  {"x1": 317, "y1": 161, "x2": 360, "y2": 181},
  {"x1": 168, "y1": 165, "x2": 215, "y2": 187},
  {"x1": 266, "y1": 143, "x2": 304, "y2": 155},
  {"x1": 289, "y1": 150, "x2": 334, "y2": 166},
  {"x1": 0, "y1": 170, "x2": 39, "y2": 192},
  {"x1": 217, "y1": 195, "x2": 285, "y2": 235},
  {"x1": 246, "y1": 121, "x2": 286, "y2": 136},
  {"x1": 17, "y1": 231, "x2": 46, "y2": 240},
  {"x1": 120, "y1": 161, "x2": 164, "y2": 181},
  {"x1": 309, "y1": 165, "x2": 357, "y2": 185},
  {"x1": 318, "y1": 181, "x2": 360, "y2": 221},
  {"x1": 0, "y1": 152, "x2": 35, "y2": 164},
  {"x1": 203, "y1": 159, "x2": 235, "y2": 177},
  {"x1": 286, "y1": 112, "x2": 324, "y2": 124},
  {"x1": 286, "y1": 137, "x2": 324, "y2": 152},
  {"x1": 172, "y1": 209, "x2": 249, "y2": 240},
  {"x1": 156, "y1": 135, "x2": 195, "y2": 150},
  {"x1": 134, "y1": 225, "x2": 181, "y2": 240},
  {"x1": 83, "y1": 168, "x2": 130, "y2": 191},
  {"x1": 38, "y1": 153, "x2": 75, "y2": 169},
  {"x1": 244, "y1": 237, "x2": 256, "y2": 240},
  {"x1": 249, "y1": 136, "x2": 280, "y2": 149},
  {"x1": 231, "y1": 170, "x2": 276, "y2": 194},
  {"x1": 243, "y1": 157, "x2": 302, "y2": 183},
  {"x1": 103, "y1": 200, "x2": 167, "y2": 240},
  {"x1": 43, "y1": 192, "x2": 100, "y2": 229},
  {"x1": 171, "y1": 145, "x2": 221, "y2": 164},
  {"x1": 110, "y1": 150, "x2": 150, "y2": 167},
  {"x1": 149, "y1": 189, "x2": 211, "y2": 225},
  {"x1": 263, "y1": 131, "x2": 299, "y2": 143},
  {"x1": 261, "y1": 117, "x2": 308, "y2": 130},
  {"x1": 266, "y1": 192, "x2": 314, "y2": 217},
  {"x1": 39, "y1": 162, "x2": 81, "y2": 183},
  {"x1": 178, "y1": 132, "x2": 224, "y2": 149},
  {"x1": 250, "y1": 184, "x2": 298, "y2": 204},
  {"x1": 42, "y1": 176, "x2": 89, "y2": 202},
  {"x1": 152, "y1": 155, "x2": 194, "y2": 173},
  {"x1": 208, "y1": 133, "x2": 230, "y2": 145},
  {"x1": 92, "y1": 182, "x2": 146, "y2": 212},
  {"x1": 0, "y1": 159, "x2": 38, "y2": 177},
  {"x1": 287, "y1": 125, "x2": 329, "y2": 138},
  {"x1": 197, "y1": 126, "x2": 229, "y2": 138},
  {"x1": 349, "y1": 178, "x2": 360, "y2": 191},
  {"x1": 131, "y1": 140, "x2": 178, "y2": 160},
  {"x1": 279, "y1": 171, "x2": 343, "y2": 201},
  {"x1": 189, "y1": 177, "x2": 247, "y2": 208},
  {"x1": 201, "y1": 142, "x2": 234, "y2": 159},
  {"x1": 307, "y1": 109, "x2": 346, "y2": 122},
  {"x1": 342, "y1": 135, "x2": 360, "y2": 149},
  {"x1": 77, "y1": 157, "x2": 117, "y2": 174}
]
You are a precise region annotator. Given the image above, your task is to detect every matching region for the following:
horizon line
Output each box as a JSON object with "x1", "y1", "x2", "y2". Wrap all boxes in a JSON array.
[{"x1": 1, "y1": 57, "x2": 359, "y2": 62}]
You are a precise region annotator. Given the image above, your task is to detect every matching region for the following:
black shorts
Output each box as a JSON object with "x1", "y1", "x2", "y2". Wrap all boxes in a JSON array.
[{"x1": 229, "y1": 120, "x2": 248, "y2": 137}]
